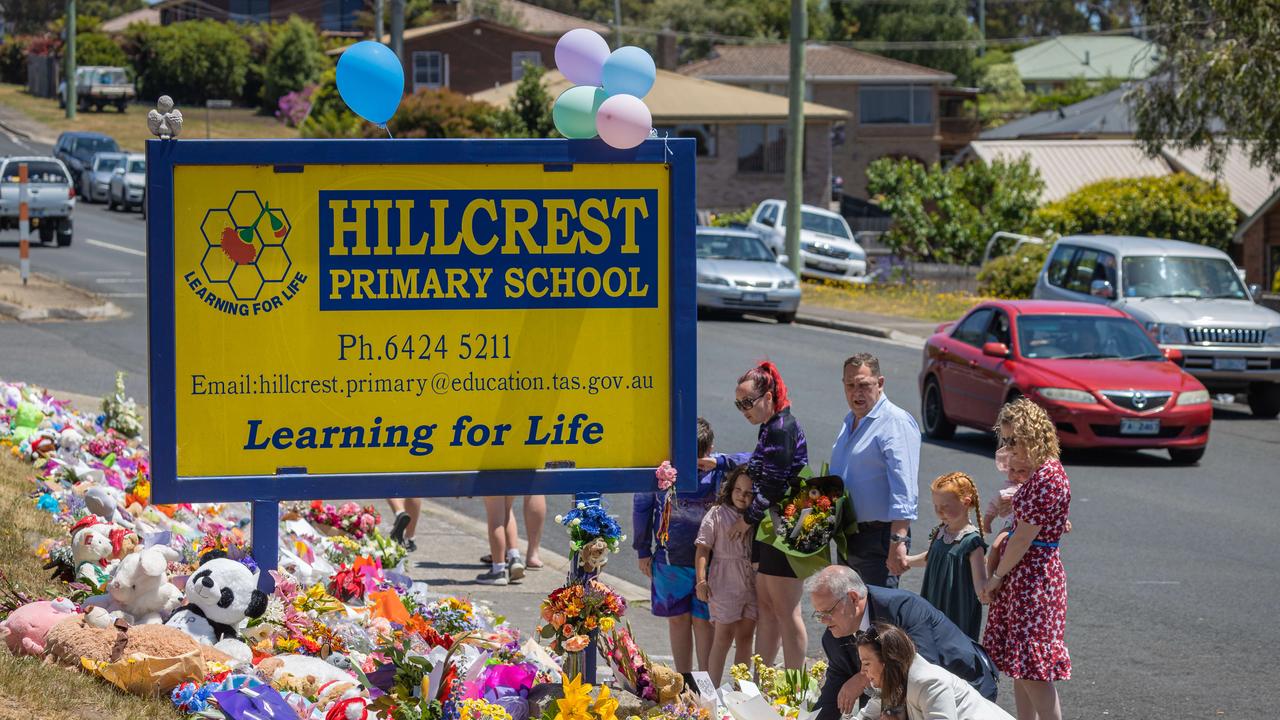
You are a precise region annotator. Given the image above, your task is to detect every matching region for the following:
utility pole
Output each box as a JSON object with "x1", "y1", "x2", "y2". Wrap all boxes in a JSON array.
[
  {"x1": 65, "y1": 0, "x2": 76, "y2": 119},
  {"x1": 613, "y1": 0, "x2": 622, "y2": 48},
  {"x1": 376, "y1": 0, "x2": 384, "y2": 41},
  {"x1": 977, "y1": 0, "x2": 986, "y2": 56},
  {"x1": 783, "y1": 0, "x2": 806, "y2": 277},
  {"x1": 390, "y1": 0, "x2": 404, "y2": 61}
]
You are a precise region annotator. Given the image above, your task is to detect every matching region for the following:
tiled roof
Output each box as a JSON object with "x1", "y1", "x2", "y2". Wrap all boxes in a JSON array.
[
  {"x1": 100, "y1": 6, "x2": 160, "y2": 33},
  {"x1": 492, "y1": 0, "x2": 610, "y2": 35},
  {"x1": 472, "y1": 69, "x2": 849, "y2": 122},
  {"x1": 680, "y1": 43, "x2": 954, "y2": 82}
]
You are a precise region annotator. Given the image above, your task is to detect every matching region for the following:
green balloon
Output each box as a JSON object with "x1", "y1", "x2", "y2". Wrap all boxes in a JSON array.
[{"x1": 553, "y1": 85, "x2": 606, "y2": 139}]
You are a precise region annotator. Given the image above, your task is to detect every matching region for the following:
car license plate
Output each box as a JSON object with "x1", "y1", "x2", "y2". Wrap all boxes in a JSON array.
[
  {"x1": 742, "y1": 292, "x2": 767, "y2": 303},
  {"x1": 1120, "y1": 418, "x2": 1160, "y2": 435},
  {"x1": 1213, "y1": 357, "x2": 1247, "y2": 371}
]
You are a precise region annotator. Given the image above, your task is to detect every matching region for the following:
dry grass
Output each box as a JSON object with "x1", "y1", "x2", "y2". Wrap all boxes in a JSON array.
[
  {"x1": 0, "y1": 450, "x2": 176, "y2": 719},
  {"x1": 0, "y1": 84, "x2": 297, "y2": 151},
  {"x1": 801, "y1": 279, "x2": 990, "y2": 322}
]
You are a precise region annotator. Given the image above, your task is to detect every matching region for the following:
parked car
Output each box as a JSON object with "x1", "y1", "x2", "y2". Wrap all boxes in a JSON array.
[
  {"x1": 53, "y1": 130, "x2": 119, "y2": 188},
  {"x1": 746, "y1": 199, "x2": 868, "y2": 282},
  {"x1": 696, "y1": 226, "x2": 801, "y2": 323},
  {"x1": 1032, "y1": 235, "x2": 1280, "y2": 418},
  {"x1": 108, "y1": 154, "x2": 145, "y2": 212},
  {"x1": 0, "y1": 156, "x2": 76, "y2": 246},
  {"x1": 57, "y1": 66, "x2": 135, "y2": 113},
  {"x1": 919, "y1": 300, "x2": 1212, "y2": 464},
  {"x1": 80, "y1": 151, "x2": 126, "y2": 203}
]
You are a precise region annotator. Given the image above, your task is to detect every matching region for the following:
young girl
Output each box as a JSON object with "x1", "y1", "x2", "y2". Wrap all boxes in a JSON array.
[
  {"x1": 906, "y1": 472, "x2": 988, "y2": 642},
  {"x1": 695, "y1": 467, "x2": 757, "y2": 686}
]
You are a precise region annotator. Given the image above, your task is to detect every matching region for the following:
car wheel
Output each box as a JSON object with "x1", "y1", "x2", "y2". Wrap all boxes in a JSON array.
[
  {"x1": 109, "y1": 192, "x2": 119, "y2": 211},
  {"x1": 56, "y1": 223, "x2": 72, "y2": 247},
  {"x1": 776, "y1": 312, "x2": 796, "y2": 324},
  {"x1": 1168, "y1": 447, "x2": 1206, "y2": 465},
  {"x1": 922, "y1": 377, "x2": 956, "y2": 440},
  {"x1": 38, "y1": 224, "x2": 55, "y2": 244},
  {"x1": 1247, "y1": 382, "x2": 1280, "y2": 419},
  {"x1": 117, "y1": 102, "x2": 127, "y2": 113}
]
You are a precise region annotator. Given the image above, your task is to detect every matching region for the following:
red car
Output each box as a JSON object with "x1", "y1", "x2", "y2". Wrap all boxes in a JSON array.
[{"x1": 918, "y1": 300, "x2": 1212, "y2": 464}]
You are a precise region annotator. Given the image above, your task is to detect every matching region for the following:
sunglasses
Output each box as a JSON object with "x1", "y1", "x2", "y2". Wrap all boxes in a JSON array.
[
  {"x1": 854, "y1": 626, "x2": 880, "y2": 643},
  {"x1": 734, "y1": 395, "x2": 763, "y2": 412}
]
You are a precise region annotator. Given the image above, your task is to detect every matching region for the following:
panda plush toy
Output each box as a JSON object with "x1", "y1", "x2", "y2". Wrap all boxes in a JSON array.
[{"x1": 165, "y1": 551, "x2": 267, "y2": 664}]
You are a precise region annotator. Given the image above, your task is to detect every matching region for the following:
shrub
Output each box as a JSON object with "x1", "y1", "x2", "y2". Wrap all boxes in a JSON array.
[
  {"x1": 977, "y1": 241, "x2": 1050, "y2": 298},
  {"x1": 298, "y1": 67, "x2": 362, "y2": 138},
  {"x1": 74, "y1": 32, "x2": 128, "y2": 67},
  {"x1": 867, "y1": 156, "x2": 1044, "y2": 265},
  {"x1": 381, "y1": 88, "x2": 503, "y2": 138},
  {"x1": 277, "y1": 85, "x2": 316, "y2": 127},
  {"x1": 262, "y1": 16, "x2": 327, "y2": 114},
  {"x1": 0, "y1": 36, "x2": 31, "y2": 84},
  {"x1": 710, "y1": 205, "x2": 757, "y2": 228},
  {"x1": 123, "y1": 20, "x2": 250, "y2": 103},
  {"x1": 1029, "y1": 174, "x2": 1238, "y2": 251}
]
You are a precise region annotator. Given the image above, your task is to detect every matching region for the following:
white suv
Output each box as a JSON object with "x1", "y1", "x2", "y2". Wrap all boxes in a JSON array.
[{"x1": 747, "y1": 200, "x2": 867, "y2": 281}]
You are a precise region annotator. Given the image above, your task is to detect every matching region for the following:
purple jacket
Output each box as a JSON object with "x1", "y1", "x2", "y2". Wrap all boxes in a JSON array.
[
  {"x1": 633, "y1": 452, "x2": 748, "y2": 567},
  {"x1": 745, "y1": 407, "x2": 808, "y2": 525}
]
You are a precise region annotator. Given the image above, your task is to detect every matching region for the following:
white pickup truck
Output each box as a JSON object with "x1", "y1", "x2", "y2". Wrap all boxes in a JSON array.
[{"x1": 0, "y1": 156, "x2": 76, "y2": 247}]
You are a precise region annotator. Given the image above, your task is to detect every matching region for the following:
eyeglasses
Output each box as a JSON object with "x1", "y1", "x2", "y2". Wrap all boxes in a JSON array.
[
  {"x1": 734, "y1": 395, "x2": 762, "y2": 412},
  {"x1": 811, "y1": 594, "x2": 848, "y2": 622}
]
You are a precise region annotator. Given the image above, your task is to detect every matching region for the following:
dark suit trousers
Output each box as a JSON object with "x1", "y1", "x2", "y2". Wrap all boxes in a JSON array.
[{"x1": 847, "y1": 521, "x2": 901, "y2": 588}]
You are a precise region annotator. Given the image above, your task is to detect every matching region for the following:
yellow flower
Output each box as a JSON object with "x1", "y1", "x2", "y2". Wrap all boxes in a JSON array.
[
  {"x1": 599, "y1": 617, "x2": 615, "y2": 632},
  {"x1": 592, "y1": 684, "x2": 619, "y2": 720},
  {"x1": 555, "y1": 674, "x2": 594, "y2": 720}
]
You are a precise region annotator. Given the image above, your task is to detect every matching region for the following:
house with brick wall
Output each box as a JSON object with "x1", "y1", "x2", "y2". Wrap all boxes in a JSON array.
[
  {"x1": 679, "y1": 43, "x2": 980, "y2": 200},
  {"x1": 473, "y1": 69, "x2": 849, "y2": 212}
]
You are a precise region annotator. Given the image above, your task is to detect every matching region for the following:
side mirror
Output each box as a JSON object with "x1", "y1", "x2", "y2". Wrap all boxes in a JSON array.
[
  {"x1": 1090, "y1": 279, "x2": 1114, "y2": 299},
  {"x1": 776, "y1": 254, "x2": 789, "y2": 265},
  {"x1": 982, "y1": 342, "x2": 1010, "y2": 358},
  {"x1": 1162, "y1": 347, "x2": 1183, "y2": 365},
  {"x1": 1248, "y1": 283, "x2": 1261, "y2": 300}
]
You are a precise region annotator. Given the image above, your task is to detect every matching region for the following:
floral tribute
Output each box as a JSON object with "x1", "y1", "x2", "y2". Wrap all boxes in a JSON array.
[
  {"x1": 301, "y1": 500, "x2": 381, "y2": 539},
  {"x1": 728, "y1": 656, "x2": 828, "y2": 720},
  {"x1": 556, "y1": 500, "x2": 626, "y2": 576},
  {"x1": 550, "y1": 673, "x2": 619, "y2": 720},
  {"x1": 599, "y1": 622, "x2": 655, "y2": 702},
  {"x1": 537, "y1": 580, "x2": 626, "y2": 655}
]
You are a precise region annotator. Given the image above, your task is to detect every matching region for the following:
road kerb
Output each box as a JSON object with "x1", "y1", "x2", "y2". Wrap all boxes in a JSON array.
[{"x1": 795, "y1": 312, "x2": 927, "y2": 348}]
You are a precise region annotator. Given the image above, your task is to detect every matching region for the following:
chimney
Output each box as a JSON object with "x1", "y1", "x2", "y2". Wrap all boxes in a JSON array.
[
  {"x1": 656, "y1": 28, "x2": 678, "y2": 70},
  {"x1": 1083, "y1": 50, "x2": 1091, "y2": 66}
]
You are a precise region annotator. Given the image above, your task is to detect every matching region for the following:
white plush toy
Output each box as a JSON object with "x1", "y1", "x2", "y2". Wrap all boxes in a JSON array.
[
  {"x1": 69, "y1": 515, "x2": 125, "y2": 588},
  {"x1": 84, "y1": 485, "x2": 133, "y2": 529},
  {"x1": 84, "y1": 547, "x2": 182, "y2": 625},
  {"x1": 165, "y1": 551, "x2": 267, "y2": 664}
]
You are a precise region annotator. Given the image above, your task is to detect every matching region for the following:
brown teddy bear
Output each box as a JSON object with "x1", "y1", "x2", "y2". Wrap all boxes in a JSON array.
[{"x1": 43, "y1": 615, "x2": 232, "y2": 667}]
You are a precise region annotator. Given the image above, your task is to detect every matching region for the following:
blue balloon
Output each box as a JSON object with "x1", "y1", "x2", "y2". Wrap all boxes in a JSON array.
[
  {"x1": 601, "y1": 46, "x2": 657, "y2": 99},
  {"x1": 336, "y1": 41, "x2": 404, "y2": 125}
]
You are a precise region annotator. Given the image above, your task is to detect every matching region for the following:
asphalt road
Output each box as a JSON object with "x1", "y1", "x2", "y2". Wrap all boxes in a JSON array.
[{"x1": 3, "y1": 129, "x2": 1279, "y2": 717}]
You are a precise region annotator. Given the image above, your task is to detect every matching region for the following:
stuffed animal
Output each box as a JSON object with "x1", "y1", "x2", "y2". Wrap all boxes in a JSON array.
[
  {"x1": 650, "y1": 664, "x2": 685, "y2": 704},
  {"x1": 44, "y1": 615, "x2": 232, "y2": 667},
  {"x1": 84, "y1": 486, "x2": 134, "y2": 529},
  {"x1": 69, "y1": 515, "x2": 136, "y2": 588},
  {"x1": 258, "y1": 654, "x2": 355, "y2": 691},
  {"x1": 164, "y1": 551, "x2": 266, "y2": 664},
  {"x1": 83, "y1": 547, "x2": 182, "y2": 625},
  {"x1": 0, "y1": 598, "x2": 80, "y2": 656}
]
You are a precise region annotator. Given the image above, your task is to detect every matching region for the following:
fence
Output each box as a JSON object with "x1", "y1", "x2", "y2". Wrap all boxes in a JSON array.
[{"x1": 26, "y1": 54, "x2": 59, "y2": 99}]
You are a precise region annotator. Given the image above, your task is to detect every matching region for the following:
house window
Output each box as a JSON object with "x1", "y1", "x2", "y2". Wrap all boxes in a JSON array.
[
  {"x1": 413, "y1": 51, "x2": 448, "y2": 91},
  {"x1": 512, "y1": 51, "x2": 542, "y2": 81},
  {"x1": 653, "y1": 124, "x2": 717, "y2": 157},
  {"x1": 859, "y1": 85, "x2": 933, "y2": 125},
  {"x1": 737, "y1": 124, "x2": 787, "y2": 173},
  {"x1": 321, "y1": 0, "x2": 362, "y2": 31}
]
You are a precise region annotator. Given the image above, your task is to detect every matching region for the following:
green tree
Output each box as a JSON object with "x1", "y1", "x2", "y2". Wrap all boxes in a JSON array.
[
  {"x1": 977, "y1": 242, "x2": 1050, "y2": 298},
  {"x1": 497, "y1": 62, "x2": 555, "y2": 138},
  {"x1": 381, "y1": 88, "x2": 504, "y2": 138},
  {"x1": 1132, "y1": 0, "x2": 1280, "y2": 175},
  {"x1": 866, "y1": 156, "x2": 1044, "y2": 265},
  {"x1": 262, "y1": 16, "x2": 328, "y2": 113},
  {"x1": 1029, "y1": 174, "x2": 1238, "y2": 251},
  {"x1": 638, "y1": 0, "x2": 831, "y2": 64},
  {"x1": 832, "y1": 0, "x2": 978, "y2": 82},
  {"x1": 299, "y1": 66, "x2": 363, "y2": 138},
  {"x1": 74, "y1": 32, "x2": 127, "y2": 67},
  {"x1": 976, "y1": 0, "x2": 1088, "y2": 37},
  {"x1": 122, "y1": 20, "x2": 251, "y2": 103}
]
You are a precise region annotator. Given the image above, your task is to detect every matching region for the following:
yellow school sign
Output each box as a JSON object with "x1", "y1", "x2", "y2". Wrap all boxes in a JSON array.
[{"x1": 148, "y1": 139, "x2": 698, "y2": 503}]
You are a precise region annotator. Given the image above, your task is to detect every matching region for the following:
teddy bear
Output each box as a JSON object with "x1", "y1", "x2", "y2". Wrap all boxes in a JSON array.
[
  {"x1": 43, "y1": 614, "x2": 233, "y2": 667},
  {"x1": 83, "y1": 547, "x2": 183, "y2": 625},
  {"x1": 258, "y1": 654, "x2": 355, "y2": 692},
  {"x1": 164, "y1": 551, "x2": 267, "y2": 665},
  {"x1": 0, "y1": 598, "x2": 80, "y2": 656}
]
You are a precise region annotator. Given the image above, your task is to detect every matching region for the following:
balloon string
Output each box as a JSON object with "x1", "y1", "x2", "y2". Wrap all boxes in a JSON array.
[{"x1": 654, "y1": 129, "x2": 673, "y2": 162}]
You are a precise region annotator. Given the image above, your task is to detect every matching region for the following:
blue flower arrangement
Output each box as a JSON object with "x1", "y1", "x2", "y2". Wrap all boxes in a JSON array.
[{"x1": 556, "y1": 501, "x2": 625, "y2": 553}]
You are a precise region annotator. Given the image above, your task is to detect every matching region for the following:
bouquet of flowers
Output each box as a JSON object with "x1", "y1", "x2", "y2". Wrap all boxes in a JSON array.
[
  {"x1": 599, "y1": 621, "x2": 660, "y2": 702},
  {"x1": 537, "y1": 580, "x2": 626, "y2": 656},
  {"x1": 322, "y1": 528, "x2": 407, "y2": 569},
  {"x1": 424, "y1": 596, "x2": 482, "y2": 635},
  {"x1": 728, "y1": 656, "x2": 828, "y2": 720},
  {"x1": 556, "y1": 501, "x2": 625, "y2": 574},
  {"x1": 548, "y1": 673, "x2": 619, "y2": 720},
  {"x1": 757, "y1": 475, "x2": 857, "y2": 579},
  {"x1": 302, "y1": 500, "x2": 381, "y2": 539}
]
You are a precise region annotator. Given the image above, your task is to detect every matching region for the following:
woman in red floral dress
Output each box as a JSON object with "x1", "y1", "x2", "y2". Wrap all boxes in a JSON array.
[{"x1": 982, "y1": 398, "x2": 1070, "y2": 720}]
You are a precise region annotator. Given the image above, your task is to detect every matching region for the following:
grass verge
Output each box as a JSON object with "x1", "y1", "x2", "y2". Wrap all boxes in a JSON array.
[
  {"x1": 0, "y1": 84, "x2": 296, "y2": 151},
  {"x1": 801, "y1": 279, "x2": 989, "y2": 323},
  {"x1": 0, "y1": 450, "x2": 175, "y2": 720}
]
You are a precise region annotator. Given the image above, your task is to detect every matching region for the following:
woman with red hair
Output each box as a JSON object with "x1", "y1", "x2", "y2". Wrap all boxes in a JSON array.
[{"x1": 707, "y1": 360, "x2": 809, "y2": 669}]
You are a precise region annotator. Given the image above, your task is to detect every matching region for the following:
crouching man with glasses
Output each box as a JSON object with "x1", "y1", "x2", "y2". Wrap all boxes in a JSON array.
[{"x1": 806, "y1": 565, "x2": 998, "y2": 720}]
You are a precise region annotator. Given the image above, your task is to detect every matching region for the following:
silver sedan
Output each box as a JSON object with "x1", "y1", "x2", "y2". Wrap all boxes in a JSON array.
[
  {"x1": 81, "y1": 151, "x2": 126, "y2": 203},
  {"x1": 696, "y1": 227, "x2": 802, "y2": 323}
]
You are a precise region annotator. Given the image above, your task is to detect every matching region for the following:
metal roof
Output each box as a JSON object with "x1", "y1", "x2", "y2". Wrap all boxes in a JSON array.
[
  {"x1": 980, "y1": 87, "x2": 1134, "y2": 140},
  {"x1": 1012, "y1": 35, "x2": 1161, "y2": 83},
  {"x1": 967, "y1": 139, "x2": 1170, "y2": 203},
  {"x1": 471, "y1": 69, "x2": 850, "y2": 122}
]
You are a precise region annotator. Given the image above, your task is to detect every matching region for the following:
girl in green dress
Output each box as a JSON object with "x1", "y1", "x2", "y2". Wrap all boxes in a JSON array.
[{"x1": 905, "y1": 472, "x2": 989, "y2": 642}]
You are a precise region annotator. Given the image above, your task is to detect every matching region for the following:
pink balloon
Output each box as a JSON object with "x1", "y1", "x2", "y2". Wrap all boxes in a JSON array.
[
  {"x1": 555, "y1": 29, "x2": 611, "y2": 87},
  {"x1": 595, "y1": 94, "x2": 651, "y2": 150}
]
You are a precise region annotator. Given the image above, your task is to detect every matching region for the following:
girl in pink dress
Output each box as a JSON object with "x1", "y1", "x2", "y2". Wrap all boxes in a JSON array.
[
  {"x1": 695, "y1": 467, "x2": 757, "y2": 685},
  {"x1": 982, "y1": 399, "x2": 1071, "y2": 720}
]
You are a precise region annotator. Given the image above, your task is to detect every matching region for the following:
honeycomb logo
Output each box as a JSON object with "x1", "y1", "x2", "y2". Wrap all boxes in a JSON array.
[{"x1": 198, "y1": 190, "x2": 293, "y2": 301}]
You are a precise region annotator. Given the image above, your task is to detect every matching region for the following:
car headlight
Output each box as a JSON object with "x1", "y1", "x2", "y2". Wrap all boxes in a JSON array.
[
  {"x1": 1266, "y1": 327, "x2": 1280, "y2": 345},
  {"x1": 801, "y1": 241, "x2": 818, "y2": 253},
  {"x1": 1176, "y1": 389, "x2": 1211, "y2": 406},
  {"x1": 1145, "y1": 322, "x2": 1189, "y2": 344},
  {"x1": 1036, "y1": 387, "x2": 1098, "y2": 404},
  {"x1": 777, "y1": 279, "x2": 797, "y2": 289},
  {"x1": 697, "y1": 273, "x2": 730, "y2": 286}
]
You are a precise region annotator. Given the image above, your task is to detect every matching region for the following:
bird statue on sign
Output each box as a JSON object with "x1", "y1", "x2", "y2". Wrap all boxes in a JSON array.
[{"x1": 147, "y1": 95, "x2": 183, "y2": 139}]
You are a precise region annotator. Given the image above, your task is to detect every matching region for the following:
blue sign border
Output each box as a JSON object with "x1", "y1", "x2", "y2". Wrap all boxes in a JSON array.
[{"x1": 146, "y1": 138, "x2": 698, "y2": 504}]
